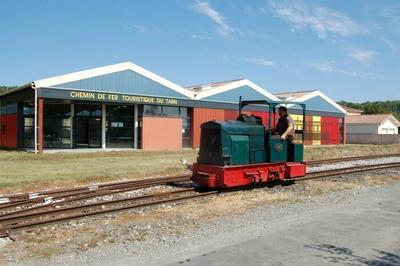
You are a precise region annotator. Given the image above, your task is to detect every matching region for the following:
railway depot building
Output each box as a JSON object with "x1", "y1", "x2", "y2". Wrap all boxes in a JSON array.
[{"x1": 0, "y1": 62, "x2": 346, "y2": 153}]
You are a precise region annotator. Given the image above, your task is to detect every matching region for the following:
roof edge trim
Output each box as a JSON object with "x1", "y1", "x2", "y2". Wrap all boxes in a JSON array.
[
  {"x1": 33, "y1": 62, "x2": 195, "y2": 99},
  {"x1": 284, "y1": 90, "x2": 347, "y2": 114},
  {"x1": 194, "y1": 79, "x2": 281, "y2": 101}
]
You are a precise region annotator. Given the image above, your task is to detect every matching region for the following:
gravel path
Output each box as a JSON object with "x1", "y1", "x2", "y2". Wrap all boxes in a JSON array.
[
  {"x1": 307, "y1": 156, "x2": 400, "y2": 172},
  {"x1": 164, "y1": 183, "x2": 400, "y2": 266}
]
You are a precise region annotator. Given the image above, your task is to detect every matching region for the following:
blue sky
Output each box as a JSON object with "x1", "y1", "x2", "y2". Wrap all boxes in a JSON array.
[{"x1": 0, "y1": 0, "x2": 399, "y2": 102}]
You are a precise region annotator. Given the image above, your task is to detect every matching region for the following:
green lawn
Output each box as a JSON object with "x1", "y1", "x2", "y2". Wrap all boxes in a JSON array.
[
  {"x1": 0, "y1": 144, "x2": 399, "y2": 193},
  {"x1": 0, "y1": 149, "x2": 197, "y2": 193}
]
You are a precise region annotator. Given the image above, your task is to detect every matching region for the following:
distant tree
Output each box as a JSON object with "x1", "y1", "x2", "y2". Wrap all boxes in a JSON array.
[
  {"x1": 339, "y1": 100, "x2": 400, "y2": 120},
  {"x1": 0, "y1": 85, "x2": 17, "y2": 94}
]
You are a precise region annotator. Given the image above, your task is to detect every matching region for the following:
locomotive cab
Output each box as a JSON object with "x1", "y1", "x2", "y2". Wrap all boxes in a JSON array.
[{"x1": 198, "y1": 119, "x2": 266, "y2": 166}]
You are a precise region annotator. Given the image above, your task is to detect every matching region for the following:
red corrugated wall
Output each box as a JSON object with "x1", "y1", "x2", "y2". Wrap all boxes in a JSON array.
[
  {"x1": 224, "y1": 109, "x2": 239, "y2": 120},
  {"x1": 192, "y1": 108, "x2": 225, "y2": 148},
  {"x1": 0, "y1": 113, "x2": 18, "y2": 148},
  {"x1": 321, "y1": 117, "x2": 340, "y2": 145},
  {"x1": 0, "y1": 115, "x2": 2, "y2": 147},
  {"x1": 249, "y1": 111, "x2": 269, "y2": 126}
]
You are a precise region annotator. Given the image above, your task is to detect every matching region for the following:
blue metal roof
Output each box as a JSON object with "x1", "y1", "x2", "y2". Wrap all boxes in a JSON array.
[
  {"x1": 52, "y1": 70, "x2": 190, "y2": 99},
  {"x1": 201, "y1": 85, "x2": 276, "y2": 103}
]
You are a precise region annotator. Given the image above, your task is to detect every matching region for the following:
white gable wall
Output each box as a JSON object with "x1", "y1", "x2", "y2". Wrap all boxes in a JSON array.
[{"x1": 378, "y1": 120, "x2": 399, "y2": 134}]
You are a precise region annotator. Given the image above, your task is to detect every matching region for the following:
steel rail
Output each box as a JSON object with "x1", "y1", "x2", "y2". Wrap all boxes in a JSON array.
[
  {"x1": 0, "y1": 174, "x2": 192, "y2": 203},
  {"x1": 0, "y1": 176, "x2": 191, "y2": 219},
  {"x1": 0, "y1": 189, "x2": 218, "y2": 237},
  {"x1": 0, "y1": 188, "x2": 196, "y2": 226},
  {"x1": 306, "y1": 153, "x2": 400, "y2": 166},
  {"x1": 0, "y1": 174, "x2": 191, "y2": 210},
  {"x1": 307, "y1": 161, "x2": 400, "y2": 175},
  {"x1": 290, "y1": 162, "x2": 400, "y2": 182}
]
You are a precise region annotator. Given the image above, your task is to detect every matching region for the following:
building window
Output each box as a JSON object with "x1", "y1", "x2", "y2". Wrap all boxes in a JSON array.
[
  {"x1": 180, "y1": 107, "x2": 192, "y2": 147},
  {"x1": 74, "y1": 105, "x2": 102, "y2": 148},
  {"x1": 106, "y1": 105, "x2": 134, "y2": 148},
  {"x1": 43, "y1": 104, "x2": 71, "y2": 148},
  {"x1": 143, "y1": 105, "x2": 162, "y2": 116},
  {"x1": 23, "y1": 103, "x2": 35, "y2": 148},
  {"x1": 143, "y1": 105, "x2": 180, "y2": 117},
  {"x1": 162, "y1": 106, "x2": 179, "y2": 117}
]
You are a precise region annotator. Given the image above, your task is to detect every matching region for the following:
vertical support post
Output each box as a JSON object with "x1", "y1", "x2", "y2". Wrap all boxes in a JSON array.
[
  {"x1": 34, "y1": 89, "x2": 38, "y2": 154},
  {"x1": 102, "y1": 104, "x2": 106, "y2": 149},
  {"x1": 38, "y1": 98, "x2": 44, "y2": 154},
  {"x1": 70, "y1": 103, "x2": 74, "y2": 148},
  {"x1": 302, "y1": 105, "x2": 306, "y2": 144},
  {"x1": 342, "y1": 117, "x2": 346, "y2": 144},
  {"x1": 133, "y1": 104, "x2": 138, "y2": 149},
  {"x1": 0, "y1": 97, "x2": 2, "y2": 148},
  {"x1": 238, "y1": 96, "x2": 242, "y2": 117}
]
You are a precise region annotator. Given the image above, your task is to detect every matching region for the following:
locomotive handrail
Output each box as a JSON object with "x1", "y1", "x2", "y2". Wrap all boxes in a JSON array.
[{"x1": 238, "y1": 96, "x2": 306, "y2": 143}]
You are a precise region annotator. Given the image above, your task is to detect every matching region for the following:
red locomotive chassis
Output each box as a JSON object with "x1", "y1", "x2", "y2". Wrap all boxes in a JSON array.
[{"x1": 192, "y1": 162, "x2": 306, "y2": 188}]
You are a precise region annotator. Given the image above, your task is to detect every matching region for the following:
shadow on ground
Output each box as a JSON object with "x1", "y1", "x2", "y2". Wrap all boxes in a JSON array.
[{"x1": 305, "y1": 243, "x2": 400, "y2": 265}]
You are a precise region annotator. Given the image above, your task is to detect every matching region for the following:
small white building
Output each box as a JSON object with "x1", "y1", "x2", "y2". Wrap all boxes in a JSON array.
[{"x1": 346, "y1": 114, "x2": 400, "y2": 135}]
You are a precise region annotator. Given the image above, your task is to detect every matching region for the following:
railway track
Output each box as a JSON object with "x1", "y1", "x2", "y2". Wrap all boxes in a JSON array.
[
  {"x1": 306, "y1": 153, "x2": 400, "y2": 166},
  {"x1": 1, "y1": 159, "x2": 400, "y2": 238},
  {"x1": 1, "y1": 152, "x2": 398, "y2": 209},
  {"x1": 0, "y1": 174, "x2": 191, "y2": 211}
]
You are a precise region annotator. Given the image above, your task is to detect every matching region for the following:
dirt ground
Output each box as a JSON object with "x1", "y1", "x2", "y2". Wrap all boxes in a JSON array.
[{"x1": 0, "y1": 144, "x2": 399, "y2": 194}]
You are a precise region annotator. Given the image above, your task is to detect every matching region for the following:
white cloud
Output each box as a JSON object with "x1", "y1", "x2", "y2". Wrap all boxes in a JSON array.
[
  {"x1": 269, "y1": 1, "x2": 368, "y2": 38},
  {"x1": 246, "y1": 57, "x2": 275, "y2": 66},
  {"x1": 191, "y1": 34, "x2": 212, "y2": 40},
  {"x1": 379, "y1": 36, "x2": 398, "y2": 51},
  {"x1": 348, "y1": 49, "x2": 377, "y2": 65},
  {"x1": 380, "y1": 5, "x2": 400, "y2": 40},
  {"x1": 381, "y1": 5, "x2": 400, "y2": 25},
  {"x1": 244, "y1": 5, "x2": 254, "y2": 16},
  {"x1": 309, "y1": 60, "x2": 379, "y2": 79},
  {"x1": 134, "y1": 24, "x2": 147, "y2": 32},
  {"x1": 191, "y1": 1, "x2": 234, "y2": 38},
  {"x1": 309, "y1": 61, "x2": 335, "y2": 73}
]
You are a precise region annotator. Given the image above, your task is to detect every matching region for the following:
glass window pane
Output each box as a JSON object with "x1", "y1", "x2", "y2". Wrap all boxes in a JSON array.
[
  {"x1": 24, "y1": 127, "x2": 35, "y2": 148},
  {"x1": 76, "y1": 109, "x2": 90, "y2": 116},
  {"x1": 24, "y1": 117, "x2": 34, "y2": 127},
  {"x1": 42, "y1": 104, "x2": 72, "y2": 148},
  {"x1": 179, "y1": 107, "x2": 188, "y2": 118},
  {"x1": 106, "y1": 104, "x2": 134, "y2": 148},
  {"x1": 44, "y1": 104, "x2": 70, "y2": 117},
  {"x1": 44, "y1": 127, "x2": 71, "y2": 148},
  {"x1": 23, "y1": 104, "x2": 35, "y2": 116},
  {"x1": 143, "y1": 105, "x2": 162, "y2": 116},
  {"x1": 163, "y1": 106, "x2": 179, "y2": 117},
  {"x1": 75, "y1": 105, "x2": 101, "y2": 117}
]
